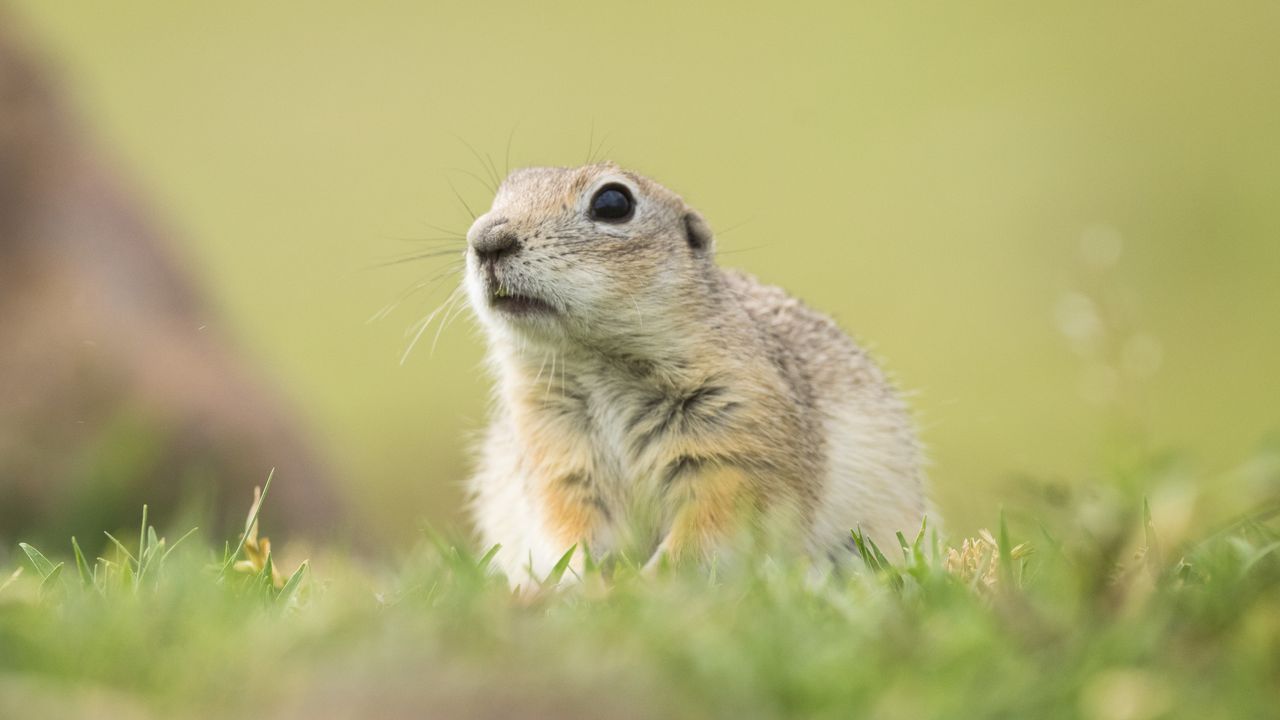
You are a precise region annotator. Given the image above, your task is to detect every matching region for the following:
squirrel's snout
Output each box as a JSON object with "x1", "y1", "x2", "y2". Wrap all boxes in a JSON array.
[{"x1": 470, "y1": 216, "x2": 520, "y2": 263}]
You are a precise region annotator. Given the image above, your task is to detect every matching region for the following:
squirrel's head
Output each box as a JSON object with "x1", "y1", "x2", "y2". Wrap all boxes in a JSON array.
[{"x1": 464, "y1": 163, "x2": 715, "y2": 352}]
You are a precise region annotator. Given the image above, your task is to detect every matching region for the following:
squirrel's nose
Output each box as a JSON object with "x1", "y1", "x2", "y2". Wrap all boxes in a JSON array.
[{"x1": 470, "y1": 217, "x2": 519, "y2": 262}]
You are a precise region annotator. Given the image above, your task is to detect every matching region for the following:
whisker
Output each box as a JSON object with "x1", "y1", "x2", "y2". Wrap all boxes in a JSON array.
[
  {"x1": 557, "y1": 346, "x2": 567, "y2": 400},
  {"x1": 713, "y1": 218, "x2": 756, "y2": 236},
  {"x1": 447, "y1": 179, "x2": 477, "y2": 221},
  {"x1": 447, "y1": 166, "x2": 496, "y2": 195},
  {"x1": 627, "y1": 290, "x2": 644, "y2": 331},
  {"x1": 394, "y1": 237, "x2": 467, "y2": 245},
  {"x1": 369, "y1": 263, "x2": 464, "y2": 323},
  {"x1": 366, "y1": 248, "x2": 466, "y2": 270},
  {"x1": 431, "y1": 288, "x2": 472, "y2": 356},
  {"x1": 484, "y1": 151, "x2": 501, "y2": 189},
  {"x1": 453, "y1": 134, "x2": 502, "y2": 188},
  {"x1": 716, "y1": 245, "x2": 771, "y2": 256},
  {"x1": 596, "y1": 135, "x2": 614, "y2": 163},
  {"x1": 545, "y1": 351, "x2": 557, "y2": 399},
  {"x1": 422, "y1": 222, "x2": 469, "y2": 238},
  {"x1": 401, "y1": 286, "x2": 465, "y2": 365},
  {"x1": 376, "y1": 230, "x2": 464, "y2": 244},
  {"x1": 533, "y1": 350, "x2": 550, "y2": 387},
  {"x1": 504, "y1": 121, "x2": 521, "y2": 177}
]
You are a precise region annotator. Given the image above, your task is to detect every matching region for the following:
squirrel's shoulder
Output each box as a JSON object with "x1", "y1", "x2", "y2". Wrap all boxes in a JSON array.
[
  {"x1": 718, "y1": 267, "x2": 886, "y2": 393},
  {"x1": 719, "y1": 268, "x2": 860, "y2": 353}
]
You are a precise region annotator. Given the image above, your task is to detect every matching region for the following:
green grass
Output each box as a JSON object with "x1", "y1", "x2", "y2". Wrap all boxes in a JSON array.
[{"x1": 2, "y1": 463, "x2": 1279, "y2": 720}]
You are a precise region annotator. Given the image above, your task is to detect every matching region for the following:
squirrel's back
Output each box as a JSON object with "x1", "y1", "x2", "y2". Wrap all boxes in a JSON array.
[{"x1": 722, "y1": 269, "x2": 927, "y2": 554}]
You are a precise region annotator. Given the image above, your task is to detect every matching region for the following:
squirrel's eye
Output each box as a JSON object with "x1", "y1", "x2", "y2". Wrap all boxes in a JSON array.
[{"x1": 589, "y1": 184, "x2": 635, "y2": 222}]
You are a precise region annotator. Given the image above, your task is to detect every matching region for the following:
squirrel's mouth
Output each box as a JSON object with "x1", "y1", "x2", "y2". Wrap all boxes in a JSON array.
[{"x1": 488, "y1": 286, "x2": 557, "y2": 316}]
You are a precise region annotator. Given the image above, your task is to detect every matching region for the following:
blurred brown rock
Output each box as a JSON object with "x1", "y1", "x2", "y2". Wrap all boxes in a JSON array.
[{"x1": 0, "y1": 11, "x2": 342, "y2": 544}]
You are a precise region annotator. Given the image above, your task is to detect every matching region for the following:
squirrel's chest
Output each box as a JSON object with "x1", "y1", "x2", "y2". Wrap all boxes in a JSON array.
[
  {"x1": 534, "y1": 383, "x2": 668, "y2": 491},
  {"x1": 507, "y1": 370, "x2": 788, "y2": 556},
  {"x1": 522, "y1": 376, "x2": 745, "y2": 500}
]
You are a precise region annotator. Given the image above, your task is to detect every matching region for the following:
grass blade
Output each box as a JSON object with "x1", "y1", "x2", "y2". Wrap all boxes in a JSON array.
[
  {"x1": 542, "y1": 544, "x2": 577, "y2": 586},
  {"x1": 277, "y1": 560, "x2": 309, "y2": 606},
  {"x1": 997, "y1": 510, "x2": 1015, "y2": 589},
  {"x1": 220, "y1": 469, "x2": 274, "y2": 578},
  {"x1": 868, "y1": 536, "x2": 893, "y2": 570},
  {"x1": 912, "y1": 517, "x2": 929, "y2": 566},
  {"x1": 259, "y1": 553, "x2": 276, "y2": 592},
  {"x1": 851, "y1": 529, "x2": 880, "y2": 573},
  {"x1": 159, "y1": 527, "x2": 200, "y2": 565},
  {"x1": 477, "y1": 544, "x2": 502, "y2": 573},
  {"x1": 0, "y1": 567, "x2": 22, "y2": 596},
  {"x1": 103, "y1": 532, "x2": 138, "y2": 567},
  {"x1": 137, "y1": 504, "x2": 149, "y2": 569},
  {"x1": 19, "y1": 543, "x2": 60, "y2": 580},
  {"x1": 39, "y1": 563, "x2": 65, "y2": 595},
  {"x1": 1143, "y1": 497, "x2": 1163, "y2": 571},
  {"x1": 137, "y1": 524, "x2": 162, "y2": 588},
  {"x1": 896, "y1": 531, "x2": 911, "y2": 563},
  {"x1": 147, "y1": 526, "x2": 160, "y2": 561},
  {"x1": 71, "y1": 536, "x2": 94, "y2": 589}
]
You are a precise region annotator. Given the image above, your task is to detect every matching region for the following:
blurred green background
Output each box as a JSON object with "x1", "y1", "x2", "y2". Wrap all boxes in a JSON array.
[{"x1": 11, "y1": 1, "x2": 1278, "y2": 541}]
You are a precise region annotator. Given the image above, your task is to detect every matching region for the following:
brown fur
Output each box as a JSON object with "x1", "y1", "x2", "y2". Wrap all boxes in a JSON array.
[{"x1": 465, "y1": 164, "x2": 926, "y2": 584}]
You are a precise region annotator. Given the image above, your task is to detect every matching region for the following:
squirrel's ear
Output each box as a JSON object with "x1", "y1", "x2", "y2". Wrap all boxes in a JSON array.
[{"x1": 683, "y1": 211, "x2": 713, "y2": 252}]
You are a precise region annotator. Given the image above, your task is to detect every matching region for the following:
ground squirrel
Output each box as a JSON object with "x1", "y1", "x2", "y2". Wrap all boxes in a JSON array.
[{"x1": 464, "y1": 163, "x2": 927, "y2": 585}]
